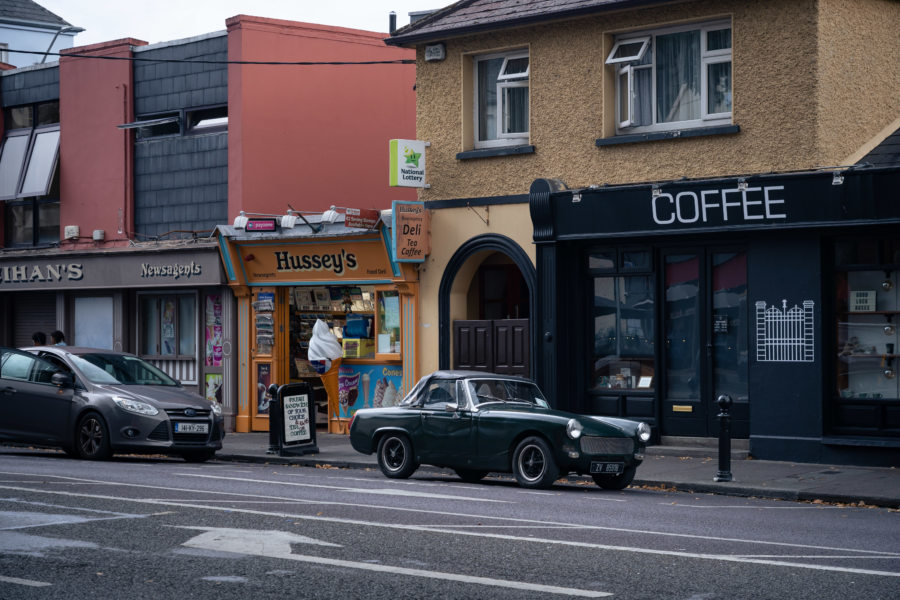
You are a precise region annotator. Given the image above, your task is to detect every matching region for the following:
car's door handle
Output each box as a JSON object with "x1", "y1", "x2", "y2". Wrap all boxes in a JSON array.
[{"x1": 1, "y1": 386, "x2": 17, "y2": 395}]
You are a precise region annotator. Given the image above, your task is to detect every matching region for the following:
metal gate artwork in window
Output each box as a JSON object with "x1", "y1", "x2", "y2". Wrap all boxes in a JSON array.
[{"x1": 755, "y1": 300, "x2": 815, "y2": 362}]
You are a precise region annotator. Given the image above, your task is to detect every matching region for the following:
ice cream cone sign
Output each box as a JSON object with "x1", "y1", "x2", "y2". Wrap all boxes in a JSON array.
[{"x1": 308, "y1": 319, "x2": 345, "y2": 434}]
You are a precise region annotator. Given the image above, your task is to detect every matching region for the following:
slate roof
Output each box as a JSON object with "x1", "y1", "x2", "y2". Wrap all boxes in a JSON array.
[
  {"x1": 0, "y1": 0, "x2": 70, "y2": 27},
  {"x1": 387, "y1": 0, "x2": 672, "y2": 45},
  {"x1": 859, "y1": 127, "x2": 900, "y2": 168}
]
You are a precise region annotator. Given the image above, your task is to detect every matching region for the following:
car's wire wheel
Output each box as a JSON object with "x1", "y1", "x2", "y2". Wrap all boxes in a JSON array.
[
  {"x1": 513, "y1": 436, "x2": 559, "y2": 489},
  {"x1": 376, "y1": 434, "x2": 418, "y2": 479},
  {"x1": 75, "y1": 412, "x2": 111, "y2": 460}
]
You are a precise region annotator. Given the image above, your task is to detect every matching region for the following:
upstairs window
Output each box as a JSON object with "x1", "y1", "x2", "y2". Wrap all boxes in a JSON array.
[
  {"x1": 606, "y1": 21, "x2": 732, "y2": 134},
  {"x1": 1, "y1": 101, "x2": 60, "y2": 247},
  {"x1": 474, "y1": 50, "x2": 529, "y2": 149}
]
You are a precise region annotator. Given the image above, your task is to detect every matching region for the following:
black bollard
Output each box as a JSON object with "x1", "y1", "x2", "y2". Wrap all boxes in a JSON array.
[
  {"x1": 714, "y1": 394, "x2": 733, "y2": 482},
  {"x1": 266, "y1": 384, "x2": 280, "y2": 454}
]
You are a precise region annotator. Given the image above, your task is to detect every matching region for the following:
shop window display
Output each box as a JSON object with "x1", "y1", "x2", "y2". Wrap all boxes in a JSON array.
[
  {"x1": 590, "y1": 249, "x2": 655, "y2": 393},
  {"x1": 833, "y1": 238, "x2": 900, "y2": 436}
]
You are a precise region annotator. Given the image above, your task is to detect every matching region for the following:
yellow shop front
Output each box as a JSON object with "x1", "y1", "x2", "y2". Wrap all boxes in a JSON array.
[{"x1": 217, "y1": 214, "x2": 420, "y2": 433}]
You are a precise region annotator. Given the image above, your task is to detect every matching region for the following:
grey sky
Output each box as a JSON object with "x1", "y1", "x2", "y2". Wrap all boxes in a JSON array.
[{"x1": 38, "y1": 1, "x2": 443, "y2": 47}]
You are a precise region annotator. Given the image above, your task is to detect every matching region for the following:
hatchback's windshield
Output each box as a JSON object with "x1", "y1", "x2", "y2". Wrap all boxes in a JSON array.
[
  {"x1": 468, "y1": 379, "x2": 550, "y2": 408},
  {"x1": 70, "y1": 353, "x2": 179, "y2": 386}
]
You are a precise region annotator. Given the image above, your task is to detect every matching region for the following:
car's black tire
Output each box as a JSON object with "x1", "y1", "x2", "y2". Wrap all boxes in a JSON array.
[
  {"x1": 512, "y1": 436, "x2": 559, "y2": 489},
  {"x1": 592, "y1": 465, "x2": 636, "y2": 490},
  {"x1": 453, "y1": 468, "x2": 488, "y2": 483},
  {"x1": 376, "y1": 433, "x2": 418, "y2": 479},
  {"x1": 182, "y1": 450, "x2": 216, "y2": 463},
  {"x1": 75, "y1": 412, "x2": 111, "y2": 460}
]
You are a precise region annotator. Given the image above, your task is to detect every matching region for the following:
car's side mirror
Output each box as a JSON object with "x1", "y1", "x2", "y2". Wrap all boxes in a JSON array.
[
  {"x1": 51, "y1": 372, "x2": 74, "y2": 388},
  {"x1": 444, "y1": 402, "x2": 458, "y2": 412}
]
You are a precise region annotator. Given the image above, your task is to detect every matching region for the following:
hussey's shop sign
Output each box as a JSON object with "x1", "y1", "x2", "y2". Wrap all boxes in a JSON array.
[
  {"x1": 0, "y1": 248, "x2": 223, "y2": 290},
  {"x1": 392, "y1": 200, "x2": 429, "y2": 263},
  {"x1": 236, "y1": 236, "x2": 395, "y2": 283},
  {"x1": 534, "y1": 169, "x2": 900, "y2": 240}
]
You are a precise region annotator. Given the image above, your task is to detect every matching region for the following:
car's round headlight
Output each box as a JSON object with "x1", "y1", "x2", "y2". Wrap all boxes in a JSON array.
[
  {"x1": 210, "y1": 401, "x2": 223, "y2": 417},
  {"x1": 566, "y1": 418, "x2": 584, "y2": 439},
  {"x1": 637, "y1": 421, "x2": 651, "y2": 442},
  {"x1": 113, "y1": 396, "x2": 159, "y2": 416}
]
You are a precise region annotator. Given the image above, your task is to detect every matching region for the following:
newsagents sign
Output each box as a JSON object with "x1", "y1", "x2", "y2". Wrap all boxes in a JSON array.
[
  {"x1": 0, "y1": 247, "x2": 224, "y2": 290},
  {"x1": 389, "y1": 139, "x2": 427, "y2": 188}
]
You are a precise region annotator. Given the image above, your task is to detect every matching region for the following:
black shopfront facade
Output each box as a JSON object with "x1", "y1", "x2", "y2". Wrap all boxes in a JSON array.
[{"x1": 529, "y1": 166, "x2": 900, "y2": 466}]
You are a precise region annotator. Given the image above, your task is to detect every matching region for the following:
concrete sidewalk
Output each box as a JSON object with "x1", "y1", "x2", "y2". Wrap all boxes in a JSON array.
[{"x1": 218, "y1": 431, "x2": 900, "y2": 509}]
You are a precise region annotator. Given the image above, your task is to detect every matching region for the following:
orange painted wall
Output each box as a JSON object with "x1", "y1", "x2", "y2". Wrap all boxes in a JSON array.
[
  {"x1": 226, "y1": 16, "x2": 416, "y2": 220},
  {"x1": 58, "y1": 39, "x2": 146, "y2": 248}
]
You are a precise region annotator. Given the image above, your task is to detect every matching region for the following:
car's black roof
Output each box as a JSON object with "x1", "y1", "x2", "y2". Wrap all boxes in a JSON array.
[{"x1": 427, "y1": 370, "x2": 532, "y2": 382}]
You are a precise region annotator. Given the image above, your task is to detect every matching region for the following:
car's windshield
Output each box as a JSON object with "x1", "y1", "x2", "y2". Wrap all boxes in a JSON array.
[
  {"x1": 467, "y1": 379, "x2": 550, "y2": 408},
  {"x1": 69, "y1": 353, "x2": 180, "y2": 386}
]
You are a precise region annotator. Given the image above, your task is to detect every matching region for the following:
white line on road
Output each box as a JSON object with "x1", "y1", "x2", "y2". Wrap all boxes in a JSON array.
[
  {"x1": 1, "y1": 481, "x2": 898, "y2": 578},
  {"x1": 0, "y1": 575, "x2": 52, "y2": 587}
]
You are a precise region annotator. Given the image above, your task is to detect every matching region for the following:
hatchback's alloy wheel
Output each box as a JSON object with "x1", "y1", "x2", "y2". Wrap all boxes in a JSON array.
[
  {"x1": 75, "y1": 413, "x2": 111, "y2": 460},
  {"x1": 512, "y1": 436, "x2": 559, "y2": 489}
]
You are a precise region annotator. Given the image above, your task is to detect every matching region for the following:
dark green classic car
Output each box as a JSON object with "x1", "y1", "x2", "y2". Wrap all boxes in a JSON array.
[{"x1": 349, "y1": 371, "x2": 651, "y2": 489}]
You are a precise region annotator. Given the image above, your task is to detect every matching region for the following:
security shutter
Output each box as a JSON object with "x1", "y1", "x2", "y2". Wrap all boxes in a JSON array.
[{"x1": 13, "y1": 293, "x2": 56, "y2": 347}]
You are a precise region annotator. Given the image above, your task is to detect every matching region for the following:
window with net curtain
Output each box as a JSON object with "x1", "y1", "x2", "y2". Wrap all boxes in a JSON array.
[
  {"x1": 475, "y1": 50, "x2": 529, "y2": 149},
  {"x1": 606, "y1": 21, "x2": 732, "y2": 134}
]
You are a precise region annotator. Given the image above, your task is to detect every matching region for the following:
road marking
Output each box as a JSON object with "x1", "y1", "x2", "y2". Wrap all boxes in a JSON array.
[
  {"x1": 0, "y1": 575, "x2": 51, "y2": 587},
  {"x1": 1, "y1": 482, "x2": 898, "y2": 578},
  {"x1": 176, "y1": 472, "x2": 511, "y2": 503},
  {"x1": 178, "y1": 526, "x2": 611, "y2": 597}
]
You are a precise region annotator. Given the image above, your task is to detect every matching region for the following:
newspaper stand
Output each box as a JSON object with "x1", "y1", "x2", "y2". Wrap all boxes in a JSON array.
[{"x1": 267, "y1": 382, "x2": 318, "y2": 456}]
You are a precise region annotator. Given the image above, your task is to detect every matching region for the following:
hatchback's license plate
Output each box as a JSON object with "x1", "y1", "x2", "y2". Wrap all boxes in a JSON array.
[
  {"x1": 590, "y1": 461, "x2": 624, "y2": 475},
  {"x1": 174, "y1": 422, "x2": 208, "y2": 434}
]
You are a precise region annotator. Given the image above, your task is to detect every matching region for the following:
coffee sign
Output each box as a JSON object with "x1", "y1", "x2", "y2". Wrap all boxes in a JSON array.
[{"x1": 392, "y1": 201, "x2": 429, "y2": 263}]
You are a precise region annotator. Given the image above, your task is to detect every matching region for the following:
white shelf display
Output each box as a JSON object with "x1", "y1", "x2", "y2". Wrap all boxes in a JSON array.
[{"x1": 837, "y1": 270, "x2": 898, "y2": 400}]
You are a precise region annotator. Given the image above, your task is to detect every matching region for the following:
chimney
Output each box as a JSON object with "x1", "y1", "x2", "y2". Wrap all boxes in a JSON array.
[{"x1": 389, "y1": 11, "x2": 397, "y2": 33}]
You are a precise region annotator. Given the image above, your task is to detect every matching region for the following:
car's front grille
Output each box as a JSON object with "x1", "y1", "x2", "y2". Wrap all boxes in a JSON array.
[
  {"x1": 165, "y1": 408, "x2": 212, "y2": 417},
  {"x1": 173, "y1": 432, "x2": 211, "y2": 444},
  {"x1": 581, "y1": 436, "x2": 634, "y2": 455},
  {"x1": 148, "y1": 421, "x2": 170, "y2": 441}
]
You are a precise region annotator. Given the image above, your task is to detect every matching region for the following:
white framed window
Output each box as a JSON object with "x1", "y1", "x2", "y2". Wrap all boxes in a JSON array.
[
  {"x1": 606, "y1": 21, "x2": 732, "y2": 134},
  {"x1": 474, "y1": 50, "x2": 529, "y2": 149}
]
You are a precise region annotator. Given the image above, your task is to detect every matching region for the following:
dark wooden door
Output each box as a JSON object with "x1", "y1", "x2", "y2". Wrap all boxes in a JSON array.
[{"x1": 453, "y1": 319, "x2": 529, "y2": 377}]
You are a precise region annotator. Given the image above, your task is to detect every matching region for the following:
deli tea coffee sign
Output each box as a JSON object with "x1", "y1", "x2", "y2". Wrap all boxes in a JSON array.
[
  {"x1": 392, "y1": 201, "x2": 429, "y2": 263},
  {"x1": 389, "y1": 139, "x2": 427, "y2": 188}
]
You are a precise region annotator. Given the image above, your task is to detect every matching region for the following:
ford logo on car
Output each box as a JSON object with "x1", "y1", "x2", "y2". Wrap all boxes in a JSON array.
[{"x1": 184, "y1": 408, "x2": 197, "y2": 417}]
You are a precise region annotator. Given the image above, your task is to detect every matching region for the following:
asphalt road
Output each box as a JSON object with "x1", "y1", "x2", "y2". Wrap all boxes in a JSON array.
[{"x1": 0, "y1": 450, "x2": 898, "y2": 599}]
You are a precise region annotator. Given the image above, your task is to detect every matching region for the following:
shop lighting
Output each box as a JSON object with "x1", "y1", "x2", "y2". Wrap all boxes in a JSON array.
[
  {"x1": 233, "y1": 211, "x2": 249, "y2": 229},
  {"x1": 832, "y1": 171, "x2": 844, "y2": 185},
  {"x1": 572, "y1": 192, "x2": 582, "y2": 203},
  {"x1": 322, "y1": 206, "x2": 342, "y2": 224},
  {"x1": 737, "y1": 178, "x2": 748, "y2": 191},
  {"x1": 281, "y1": 210, "x2": 300, "y2": 229},
  {"x1": 651, "y1": 185, "x2": 661, "y2": 198}
]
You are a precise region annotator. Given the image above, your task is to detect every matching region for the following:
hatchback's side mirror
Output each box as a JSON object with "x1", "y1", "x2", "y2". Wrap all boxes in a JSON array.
[
  {"x1": 51, "y1": 372, "x2": 74, "y2": 388},
  {"x1": 444, "y1": 402, "x2": 458, "y2": 412}
]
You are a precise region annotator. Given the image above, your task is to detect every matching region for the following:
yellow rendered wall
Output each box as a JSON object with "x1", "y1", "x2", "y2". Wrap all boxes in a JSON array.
[
  {"x1": 416, "y1": 204, "x2": 535, "y2": 376},
  {"x1": 817, "y1": 0, "x2": 900, "y2": 165},
  {"x1": 414, "y1": 0, "x2": 899, "y2": 200}
]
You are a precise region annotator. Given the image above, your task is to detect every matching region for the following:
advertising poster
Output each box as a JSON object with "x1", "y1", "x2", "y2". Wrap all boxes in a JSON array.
[
  {"x1": 205, "y1": 294, "x2": 223, "y2": 366},
  {"x1": 283, "y1": 394, "x2": 311, "y2": 443},
  {"x1": 205, "y1": 373, "x2": 223, "y2": 405},
  {"x1": 256, "y1": 363, "x2": 271, "y2": 414},
  {"x1": 337, "y1": 364, "x2": 403, "y2": 417},
  {"x1": 161, "y1": 299, "x2": 176, "y2": 354}
]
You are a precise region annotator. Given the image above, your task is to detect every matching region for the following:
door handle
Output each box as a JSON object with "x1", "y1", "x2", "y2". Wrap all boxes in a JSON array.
[{"x1": 2, "y1": 386, "x2": 17, "y2": 395}]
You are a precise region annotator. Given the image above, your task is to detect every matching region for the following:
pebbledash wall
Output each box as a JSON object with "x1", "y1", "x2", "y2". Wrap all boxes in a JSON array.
[{"x1": 386, "y1": 0, "x2": 900, "y2": 465}]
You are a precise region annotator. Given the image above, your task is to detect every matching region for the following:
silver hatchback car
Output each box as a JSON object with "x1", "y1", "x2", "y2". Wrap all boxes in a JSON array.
[{"x1": 1, "y1": 346, "x2": 224, "y2": 461}]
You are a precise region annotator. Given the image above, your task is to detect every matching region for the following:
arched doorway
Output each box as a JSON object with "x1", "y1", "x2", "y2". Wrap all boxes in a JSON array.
[{"x1": 438, "y1": 234, "x2": 536, "y2": 377}]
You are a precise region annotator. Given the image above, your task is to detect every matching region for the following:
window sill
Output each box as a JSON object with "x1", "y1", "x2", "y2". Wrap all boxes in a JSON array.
[
  {"x1": 595, "y1": 124, "x2": 740, "y2": 147},
  {"x1": 456, "y1": 145, "x2": 535, "y2": 160}
]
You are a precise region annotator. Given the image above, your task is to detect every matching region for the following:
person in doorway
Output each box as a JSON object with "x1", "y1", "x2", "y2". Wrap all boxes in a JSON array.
[
  {"x1": 50, "y1": 330, "x2": 67, "y2": 346},
  {"x1": 31, "y1": 331, "x2": 47, "y2": 346}
]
